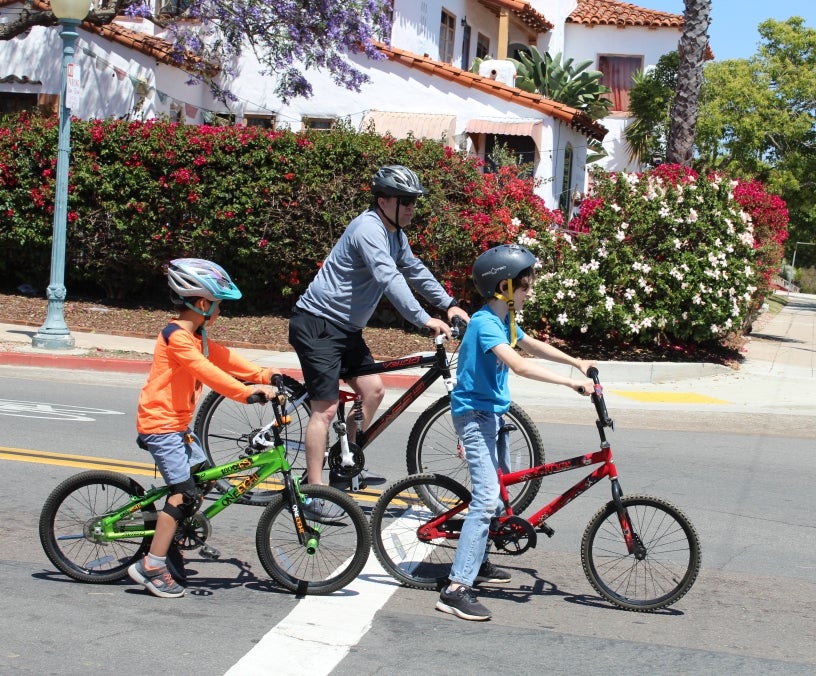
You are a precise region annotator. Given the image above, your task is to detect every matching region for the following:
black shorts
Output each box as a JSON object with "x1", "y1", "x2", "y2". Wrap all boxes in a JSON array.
[{"x1": 288, "y1": 308, "x2": 375, "y2": 401}]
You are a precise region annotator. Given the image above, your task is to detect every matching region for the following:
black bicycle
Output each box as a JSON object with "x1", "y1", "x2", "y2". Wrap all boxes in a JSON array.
[{"x1": 194, "y1": 320, "x2": 545, "y2": 511}]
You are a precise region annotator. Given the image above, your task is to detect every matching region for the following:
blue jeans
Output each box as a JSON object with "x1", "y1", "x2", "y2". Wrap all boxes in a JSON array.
[{"x1": 448, "y1": 410, "x2": 509, "y2": 587}]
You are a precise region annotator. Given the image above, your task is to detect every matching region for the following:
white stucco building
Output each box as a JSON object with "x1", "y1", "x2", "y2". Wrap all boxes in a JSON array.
[{"x1": 0, "y1": 0, "x2": 691, "y2": 211}]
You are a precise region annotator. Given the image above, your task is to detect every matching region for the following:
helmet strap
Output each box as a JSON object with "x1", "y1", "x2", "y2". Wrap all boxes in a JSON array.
[
  {"x1": 494, "y1": 279, "x2": 518, "y2": 348},
  {"x1": 376, "y1": 199, "x2": 402, "y2": 230},
  {"x1": 184, "y1": 299, "x2": 218, "y2": 357}
]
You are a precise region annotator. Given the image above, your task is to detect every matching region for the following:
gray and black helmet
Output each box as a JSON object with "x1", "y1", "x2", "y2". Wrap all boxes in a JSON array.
[
  {"x1": 472, "y1": 244, "x2": 537, "y2": 298},
  {"x1": 372, "y1": 165, "x2": 427, "y2": 197}
]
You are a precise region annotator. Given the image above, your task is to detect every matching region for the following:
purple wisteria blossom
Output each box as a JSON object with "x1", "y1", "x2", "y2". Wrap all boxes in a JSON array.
[{"x1": 129, "y1": 0, "x2": 392, "y2": 103}]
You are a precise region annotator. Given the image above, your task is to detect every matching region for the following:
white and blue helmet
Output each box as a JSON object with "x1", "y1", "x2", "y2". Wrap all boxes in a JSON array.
[{"x1": 167, "y1": 258, "x2": 242, "y2": 303}]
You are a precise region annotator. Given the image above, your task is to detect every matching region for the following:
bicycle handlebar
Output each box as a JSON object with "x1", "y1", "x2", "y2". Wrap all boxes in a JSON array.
[{"x1": 585, "y1": 367, "x2": 613, "y2": 429}]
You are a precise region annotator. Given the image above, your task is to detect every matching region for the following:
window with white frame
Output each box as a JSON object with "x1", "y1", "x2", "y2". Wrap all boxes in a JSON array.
[
  {"x1": 597, "y1": 54, "x2": 643, "y2": 112},
  {"x1": 302, "y1": 116, "x2": 335, "y2": 131}
]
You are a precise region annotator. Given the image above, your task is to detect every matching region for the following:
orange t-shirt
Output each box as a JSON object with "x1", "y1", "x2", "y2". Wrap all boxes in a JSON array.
[{"x1": 136, "y1": 322, "x2": 273, "y2": 434}]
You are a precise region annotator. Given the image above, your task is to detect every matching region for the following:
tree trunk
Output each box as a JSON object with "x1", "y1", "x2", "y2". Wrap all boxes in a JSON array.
[{"x1": 666, "y1": 0, "x2": 712, "y2": 166}]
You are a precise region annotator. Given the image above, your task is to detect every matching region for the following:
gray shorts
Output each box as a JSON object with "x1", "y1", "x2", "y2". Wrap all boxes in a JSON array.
[{"x1": 138, "y1": 430, "x2": 206, "y2": 486}]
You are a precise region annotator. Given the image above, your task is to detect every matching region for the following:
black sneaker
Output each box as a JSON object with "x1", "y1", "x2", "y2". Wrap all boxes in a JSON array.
[
  {"x1": 436, "y1": 585, "x2": 491, "y2": 621},
  {"x1": 474, "y1": 560, "x2": 511, "y2": 585},
  {"x1": 329, "y1": 468, "x2": 387, "y2": 489}
]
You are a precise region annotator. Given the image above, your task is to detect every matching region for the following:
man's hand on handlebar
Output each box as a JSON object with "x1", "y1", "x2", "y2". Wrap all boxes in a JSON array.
[
  {"x1": 446, "y1": 305, "x2": 470, "y2": 327},
  {"x1": 424, "y1": 317, "x2": 453, "y2": 339}
]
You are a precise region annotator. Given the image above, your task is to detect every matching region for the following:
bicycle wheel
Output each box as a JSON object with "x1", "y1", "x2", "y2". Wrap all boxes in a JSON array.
[
  {"x1": 370, "y1": 473, "x2": 470, "y2": 591},
  {"x1": 255, "y1": 484, "x2": 370, "y2": 595},
  {"x1": 581, "y1": 494, "x2": 701, "y2": 611},
  {"x1": 39, "y1": 471, "x2": 154, "y2": 583},
  {"x1": 194, "y1": 373, "x2": 310, "y2": 505},
  {"x1": 406, "y1": 396, "x2": 544, "y2": 514}
]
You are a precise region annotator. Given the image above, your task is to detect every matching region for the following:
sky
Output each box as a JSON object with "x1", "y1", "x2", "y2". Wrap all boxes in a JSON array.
[{"x1": 639, "y1": 0, "x2": 814, "y2": 61}]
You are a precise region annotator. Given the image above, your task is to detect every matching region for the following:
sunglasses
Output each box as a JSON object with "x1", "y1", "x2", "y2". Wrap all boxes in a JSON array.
[{"x1": 396, "y1": 196, "x2": 418, "y2": 206}]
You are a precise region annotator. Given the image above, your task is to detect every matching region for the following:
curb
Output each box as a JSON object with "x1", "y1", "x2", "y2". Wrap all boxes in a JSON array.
[{"x1": 0, "y1": 350, "x2": 423, "y2": 389}]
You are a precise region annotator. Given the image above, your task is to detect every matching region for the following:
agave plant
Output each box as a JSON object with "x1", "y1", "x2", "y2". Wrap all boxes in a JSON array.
[{"x1": 511, "y1": 48, "x2": 613, "y2": 121}]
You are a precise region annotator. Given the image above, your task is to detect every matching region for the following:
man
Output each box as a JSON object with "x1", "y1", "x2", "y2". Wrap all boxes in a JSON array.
[{"x1": 289, "y1": 165, "x2": 469, "y2": 517}]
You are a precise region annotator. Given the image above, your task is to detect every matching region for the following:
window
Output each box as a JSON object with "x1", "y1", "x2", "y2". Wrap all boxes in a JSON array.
[
  {"x1": 476, "y1": 33, "x2": 490, "y2": 60},
  {"x1": 302, "y1": 117, "x2": 335, "y2": 131},
  {"x1": 597, "y1": 55, "x2": 643, "y2": 112},
  {"x1": 439, "y1": 10, "x2": 456, "y2": 64},
  {"x1": 560, "y1": 144, "x2": 574, "y2": 221},
  {"x1": 0, "y1": 92, "x2": 38, "y2": 116},
  {"x1": 244, "y1": 114, "x2": 276, "y2": 129}
]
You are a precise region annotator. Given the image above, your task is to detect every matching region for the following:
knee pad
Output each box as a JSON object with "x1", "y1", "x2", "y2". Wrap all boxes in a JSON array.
[{"x1": 163, "y1": 477, "x2": 203, "y2": 521}]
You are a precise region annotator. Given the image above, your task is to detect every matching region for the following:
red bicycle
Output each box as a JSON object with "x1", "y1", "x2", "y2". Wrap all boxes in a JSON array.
[{"x1": 369, "y1": 367, "x2": 701, "y2": 611}]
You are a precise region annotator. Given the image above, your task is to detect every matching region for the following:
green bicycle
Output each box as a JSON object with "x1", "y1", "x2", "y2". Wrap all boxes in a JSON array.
[{"x1": 38, "y1": 390, "x2": 370, "y2": 595}]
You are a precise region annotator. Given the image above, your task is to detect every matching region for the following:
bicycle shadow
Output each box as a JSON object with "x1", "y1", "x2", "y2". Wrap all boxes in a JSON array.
[
  {"x1": 473, "y1": 564, "x2": 684, "y2": 616},
  {"x1": 34, "y1": 556, "x2": 362, "y2": 600}
]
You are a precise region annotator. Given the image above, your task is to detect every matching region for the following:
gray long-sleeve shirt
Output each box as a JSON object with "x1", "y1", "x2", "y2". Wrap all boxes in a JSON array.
[{"x1": 295, "y1": 209, "x2": 453, "y2": 331}]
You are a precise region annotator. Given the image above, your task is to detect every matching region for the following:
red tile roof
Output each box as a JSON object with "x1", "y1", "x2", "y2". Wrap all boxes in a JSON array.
[
  {"x1": 377, "y1": 43, "x2": 607, "y2": 141},
  {"x1": 569, "y1": 0, "x2": 684, "y2": 28},
  {"x1": 478, "y1": 0, "x2": 554, "y2": 33}
]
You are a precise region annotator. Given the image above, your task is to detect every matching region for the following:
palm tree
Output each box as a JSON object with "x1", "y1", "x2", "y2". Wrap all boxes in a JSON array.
[{"x1": 665, "y1": 0, "x2": 712, "y2": 165}]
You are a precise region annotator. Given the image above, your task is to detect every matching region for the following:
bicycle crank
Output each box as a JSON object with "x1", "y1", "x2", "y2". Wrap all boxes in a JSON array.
[
  {"x1": 174, "y1": 512, "x2": 212, "y2": 550},
  {"x1": 326, "y1": 440, "x2": 365, "y2": 480},
  {"x1": 490, "y1": 516, "x2": 537, "y2": 555}
]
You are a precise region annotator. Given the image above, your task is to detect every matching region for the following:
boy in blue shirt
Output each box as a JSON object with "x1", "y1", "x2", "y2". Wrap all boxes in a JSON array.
[{"x1": 436, "y1": 244, "x2": 595, "y2": 621}]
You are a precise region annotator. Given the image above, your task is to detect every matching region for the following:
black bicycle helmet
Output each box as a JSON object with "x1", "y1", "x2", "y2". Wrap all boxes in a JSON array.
[
  {"x1": 371, "y1": 165, "x2": 427, "y2": 197},
  {"x1": 472, "y1": 244, "x2": 537, "y2": 298}
]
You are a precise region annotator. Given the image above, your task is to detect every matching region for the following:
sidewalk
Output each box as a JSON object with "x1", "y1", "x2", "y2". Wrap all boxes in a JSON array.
[{"x1": 1, "y1": 293, "x2": 815, "y2": 420}]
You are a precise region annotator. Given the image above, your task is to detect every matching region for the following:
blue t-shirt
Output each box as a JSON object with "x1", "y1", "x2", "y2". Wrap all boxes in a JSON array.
[{"x1": 450, "y1": 305, "x2": 526, "y2": 416}]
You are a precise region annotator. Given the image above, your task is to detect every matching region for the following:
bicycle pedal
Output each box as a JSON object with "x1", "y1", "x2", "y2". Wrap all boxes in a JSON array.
[
  {"x1": 538, "y1": 523, "x2": 555, "y2": 538},
  {"x1": 199, "y1": 544, "x2": 221, "y2": 560}
]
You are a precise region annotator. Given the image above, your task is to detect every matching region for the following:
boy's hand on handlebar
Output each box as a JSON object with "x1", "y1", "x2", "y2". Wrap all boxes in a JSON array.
[
  {"x1": 574, "y1": 379, "x2": 594, "y2": 396},
  {"x1": 575, "y1": 359, "x2": 598, "y2": 377},
  {"x1": 248, "y1": 384, "x2": 277, "y2": 403}
]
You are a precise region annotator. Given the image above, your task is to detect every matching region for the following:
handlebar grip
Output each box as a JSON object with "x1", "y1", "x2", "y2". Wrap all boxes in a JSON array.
[
  {"x1": 587, "y1": 366, "x2": 599, "y2": 381},
  {"x1": 246, "y1": 393, "x2": 267, "y2": 405}
]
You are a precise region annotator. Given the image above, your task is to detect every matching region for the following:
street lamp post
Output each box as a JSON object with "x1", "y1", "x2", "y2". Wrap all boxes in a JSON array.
[{"x1": 32, "y1": 0, "x2": 89, "y2": 349}]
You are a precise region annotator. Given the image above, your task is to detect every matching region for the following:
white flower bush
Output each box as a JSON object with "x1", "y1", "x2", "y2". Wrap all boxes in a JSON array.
[{"x1": 521, "y1": 166, "x2": 761, "y2": 346}]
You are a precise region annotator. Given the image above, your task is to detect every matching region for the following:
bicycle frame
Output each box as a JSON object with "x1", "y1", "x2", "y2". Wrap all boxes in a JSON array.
[
  {"x1": 421, "y1": 368, "x2": 637, "y2": 553},
  {"x1": 340, "y1": 335, "x2": 456, "y2": 450},
  {"x1": 96, "y1": 415, "x2": 316, "y2": 549}
]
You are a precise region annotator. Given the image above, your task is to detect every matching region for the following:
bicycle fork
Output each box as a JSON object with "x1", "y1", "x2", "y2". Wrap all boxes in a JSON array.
[
  {"x1": 284, "y1": 472, "x2": 319, "y2": 554},
  {"x1": 610, "y1": 477, "x2": 646, "y2": 559}
]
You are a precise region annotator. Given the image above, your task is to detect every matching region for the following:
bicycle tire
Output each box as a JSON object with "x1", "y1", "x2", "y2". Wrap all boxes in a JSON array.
[
  {"x1": 370, "y1": 473, "x2": 470, "y2": 591},
  {"x1": 39, "y1": 470, "x2": 154, "y2": 583},
  {"x1": 406, "y1": 397, "x2": 544, "y2": 514},
  {"x1": 581, "y1": 494, "x2": 701, "y2": 611},
  {"x1": 255, "y1": 484, "x2": 370, "y2": 595},
  {"x1": 193, "y1": 373, "x2": 310, "y2": 505}
]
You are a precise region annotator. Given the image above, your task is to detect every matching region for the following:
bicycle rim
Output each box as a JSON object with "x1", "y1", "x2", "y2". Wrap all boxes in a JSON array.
[
  {"x1": 38, "y1": 471, "x2": 154, "y2": 583},
  {"x1": 406, "y1": 397, "x2": 544, "y2": 514},
  {"x1": 255, "y1": 485, "x2": 370, "y2": 595},
  {"x1": 193, "y1": 374, "x2": 310, "y2": 504},
  {"x1": 370, "y1": 473, "x2": 470, "y2": 591},
  {"x1": 581, "y1": 494, "x2": 701, "y2": 611}
]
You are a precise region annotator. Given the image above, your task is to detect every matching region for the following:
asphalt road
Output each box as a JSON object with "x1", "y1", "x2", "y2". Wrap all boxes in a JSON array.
[{"x1": 1, "y1": 366, "x2": 814, "y2": 675}]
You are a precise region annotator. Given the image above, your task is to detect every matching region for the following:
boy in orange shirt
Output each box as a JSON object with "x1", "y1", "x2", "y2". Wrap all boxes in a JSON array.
[{"x1": 129, "y1": 258, "x2": 278, "y2": 598}]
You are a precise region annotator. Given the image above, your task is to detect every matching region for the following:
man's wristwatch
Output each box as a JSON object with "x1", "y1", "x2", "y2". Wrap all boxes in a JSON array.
[{"x1": 447, "y1": 298, "x2": 460, "y2": 310}]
